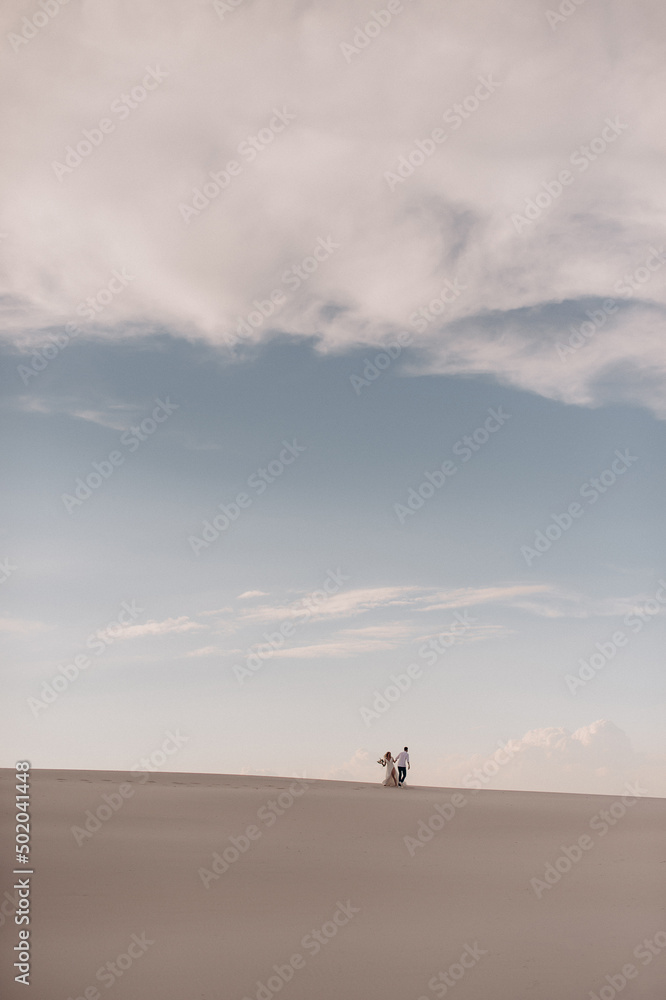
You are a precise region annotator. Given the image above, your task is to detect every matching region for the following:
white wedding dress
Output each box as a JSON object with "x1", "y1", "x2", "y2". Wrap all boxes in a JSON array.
[{"x1": 382, "y1": 756, "x2": 398, "y2": 786}]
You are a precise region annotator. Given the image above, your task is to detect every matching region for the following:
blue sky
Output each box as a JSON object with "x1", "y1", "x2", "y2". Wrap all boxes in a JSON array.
[
  {"x1": 1, "y1": 0, "x2": 665, "y2": 793},
  {"x1": 2, "y1": 334, "x2": 665, "y2": 793}
]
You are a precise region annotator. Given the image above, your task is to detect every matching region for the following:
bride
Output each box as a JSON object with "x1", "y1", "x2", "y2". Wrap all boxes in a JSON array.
[{"x1": 379, "y1": 751, "x2": 399, "y2": 787}]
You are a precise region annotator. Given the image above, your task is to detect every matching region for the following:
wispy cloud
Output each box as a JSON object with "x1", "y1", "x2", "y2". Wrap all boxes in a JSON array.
[
  {"x1": 416, "y1": 623, "x2": 513, "y2": 644},
  {"x1": 506, "y1": 589, "x2": 660, "y2": 620},
  {"x1": 270, "y1": 638, "x2": 399, "y2": 659},
  {"x1": 200, "y1": 582, "x2": 655, "y2": 651},
  {"x1": 8, "y1": 395, "x2": 142, "y2": 430},
  {"x1": 105, "y1": 616, "x2": 206, "y2": 641},
  {"x1": 335, "y1": 622, "x2": 421, "y2": 640},
  {"x1": 270, "y1": 618, "x2": 512, "y2": 659},
  {"x1": 422, "y1": 584, "x2": 552, "y2": 612},
  {"x1": 425, "y1": 583, "x2": 657, "y2": 620},
  {"x1": 233, "y1": 586, "x2": 423, "y2": 625},
  {"x1": 185, "y1": 645, "x2": 243, "y2": 658},
  {"x1": 0, "y1": 617, "x2": 46, "y2": 635}
]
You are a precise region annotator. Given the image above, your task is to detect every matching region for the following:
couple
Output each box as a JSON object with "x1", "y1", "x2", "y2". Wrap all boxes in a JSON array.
[{"x1": 379, "y1": 747, "x2": 410, "y2": 787}]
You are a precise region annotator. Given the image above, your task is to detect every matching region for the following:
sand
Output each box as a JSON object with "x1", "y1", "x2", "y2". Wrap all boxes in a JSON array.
[{"x1": 1, "y1": 769, "x2": 665, "y2": 1000}]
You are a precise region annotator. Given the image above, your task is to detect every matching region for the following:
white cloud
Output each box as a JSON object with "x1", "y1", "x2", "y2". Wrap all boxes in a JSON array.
[
  {"x1": 200, "y1": 582, "x2": 659, "y2": 662},
  {"x1": 3, "y1": 0, "x2": 666, "y2": 413},
  {"x1": 506, "y1": 589, "x2": 663, "y2": 620},
  {"x1": 431, "y1": 720, "x2": 665, "y2": 795},
  {"x1": 9, "y1": 396, "x2": 139, "y2": 429},
  {"x1": 185, "y1": 645, "x2": 218, "y2": 658},
  {"x1": 237, "y1": 590, "x2": 270, "y2": 599},
  {"x1": 185, "y1": 645, "x2": 242, "y2": 657},
  {"x1": 416, "y1": 623, "x2": 513, "y2": 644},
  {"x1": 335, "y1": 622, "x2": 421, "y2": 640},
  {"x1": 264, "y1": 621, "x2": 425, "y2": 658},
  {"x1": 0, "y1": 617, "x2": 46, "y2": 634},
  {"x1": 270, "y1": 637, "x2": 399, "y2": 659},
  {"x1": 423, "y1": 584, "x2": 552, "y2": 612},
  {"x1": 233, "y1": 585, "x2": 423, "y2": 624},
  {"x1": 426, "y1": 584, "x2": 661, "y2": 620},
  {"x1": 328, "y1": 747, "x2": 371, "y2": 782},
  {"x1": 317, "y1": 721, "x2": 666, "y2": 795},
  {"x1": 253, "y1": 615, "x2": 510, "y2": 661},
  {"x1": 105, "y1": 616, "x2": 206, "y2": 640}
]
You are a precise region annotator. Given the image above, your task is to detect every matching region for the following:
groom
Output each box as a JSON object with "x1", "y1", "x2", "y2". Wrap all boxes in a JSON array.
[{"x1": 395, "y1": 747, "x2": 410, "y2": 786}]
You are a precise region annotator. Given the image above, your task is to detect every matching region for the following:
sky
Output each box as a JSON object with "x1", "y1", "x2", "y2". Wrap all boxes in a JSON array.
[{"x1": 1, "y1": 0, "x2": 665, "y2": 795}]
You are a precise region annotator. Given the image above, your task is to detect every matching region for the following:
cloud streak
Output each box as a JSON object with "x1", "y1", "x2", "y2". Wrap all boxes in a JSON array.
[
  {"x1": 104, "y1": 616, "x2": 206, "y2": 641},
  {"x1": 202, "y1": 581, "x2": 659, "y2": 638}
]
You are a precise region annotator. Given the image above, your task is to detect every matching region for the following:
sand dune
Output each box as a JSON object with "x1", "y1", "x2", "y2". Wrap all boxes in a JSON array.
[{"x1": 1, "y1": 769, "x2": 665, "y2": 1000}]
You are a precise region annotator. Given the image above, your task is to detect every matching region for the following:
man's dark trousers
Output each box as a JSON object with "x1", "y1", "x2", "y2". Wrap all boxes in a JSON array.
[{"x1": 398, "y1": 766, "x2": 407, "y2": 785}]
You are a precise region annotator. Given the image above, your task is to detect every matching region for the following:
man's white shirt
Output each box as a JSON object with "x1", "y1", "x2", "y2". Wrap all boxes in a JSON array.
[{"x1": 395, "y1": 751, "x2": 409, "y2": 766}]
